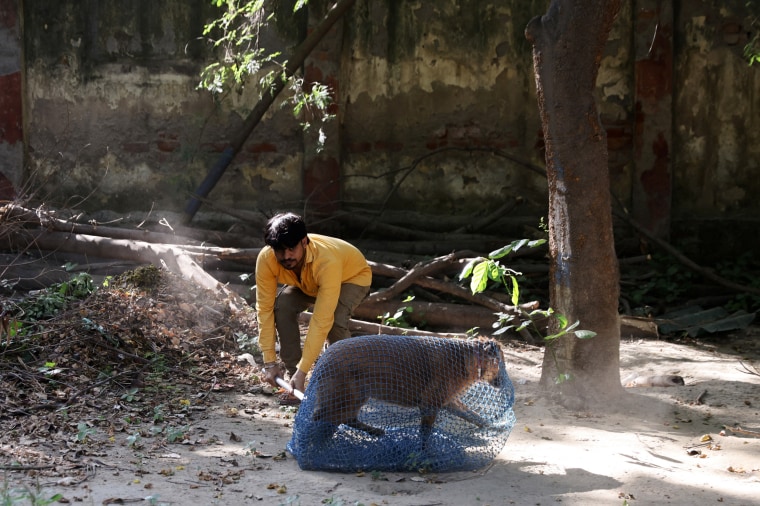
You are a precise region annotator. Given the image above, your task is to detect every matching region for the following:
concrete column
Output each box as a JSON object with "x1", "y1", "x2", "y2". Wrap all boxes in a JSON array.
[
  {"x1": 0, "y1": 0, "x2": 22, "y2": 200},
  {"x1": 302, "y1": 6, "x2": 344, "y2": 218},
  {"x1": 632, "y1": 0, "x2": 674, "y2": 239}
]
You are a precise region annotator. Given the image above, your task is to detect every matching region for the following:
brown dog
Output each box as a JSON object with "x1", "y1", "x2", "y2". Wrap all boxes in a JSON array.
[{"x1": 310, "y1": 335, "x2": 504, "y2": 442}]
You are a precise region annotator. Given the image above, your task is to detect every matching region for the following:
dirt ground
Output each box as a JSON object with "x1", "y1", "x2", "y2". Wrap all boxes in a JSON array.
[
  {"x1": 1, "y1": 267, "x2": 759, "y2": 506},
  {"x1": 3, "y1": 332, "x2": 759, "y2": 506}
]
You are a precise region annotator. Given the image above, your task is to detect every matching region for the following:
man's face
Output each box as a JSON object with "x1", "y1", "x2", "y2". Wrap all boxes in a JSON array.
[{"x1": 273, "y1": 238, "x2": 307, "y2": 271}]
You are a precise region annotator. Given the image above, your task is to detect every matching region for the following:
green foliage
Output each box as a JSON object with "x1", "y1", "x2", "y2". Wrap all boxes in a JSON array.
[
  {"x1": 623, "y1": 254, "x2": 696, "y2": 313},
  {"x1": 625, "y1": 254, "x2": 696, "y2": 308},
  {"x1": 235, "y1": 331, "x2": 261, "y2": 354},
  {"x1": 460, "y1": 239, "x2": 545, "y2": 306},
  {"x1": 75, "y1": 422, "x2": 96, "y2": 443},
  {"x1": 378, "y1": 295, "x2": 415, "y2": 328},
  {"x1": 0, "y1": 480, "x2": 62, "y2": 506},
  {"x1": 460, "y1": 238, "x2": 596, "y2": 383},
  {"x1": 745, "y1": 2, "x2": 759, "y2": 65},
  {"x1": 165, "y1": 425, "x2": 189, "y2": 443},
  {"x1": 121, "y1": 387, "x2": 140, "y2": 403},
  {"x1": 199, "y1": 0, "x2": 334, "y2": 150},
  {"x1": 717, "y1": 253, "x2": 760, "y2": 312},
  {"x1": 15, "y1": 272, "x2": 95, "y2": 322},
  {"x1": 126, "y1": 432, "x2": 142, "y2": 448}
]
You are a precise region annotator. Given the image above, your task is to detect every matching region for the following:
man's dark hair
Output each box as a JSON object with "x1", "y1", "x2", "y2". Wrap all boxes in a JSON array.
[{"x1": 264, "y1": 212, "x2": 308, "y2": 250}]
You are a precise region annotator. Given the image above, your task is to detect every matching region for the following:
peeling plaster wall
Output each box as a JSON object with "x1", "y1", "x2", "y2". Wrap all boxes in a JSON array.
[
  {"x1": 9, "y1": 0, "x2": 760, "y2": 252},
  {"x1": 675, "y1": 3, "x2": 760, "y2": 216},
  {"x1": 22, "y1": 0, "x2": 303, "y2": 215},
  {"x1": 340, "y1": 0, "x2": 548, "y2": 215},
  {"x1": 672, "y1": 1, "x2": 760, "y2": 260}
]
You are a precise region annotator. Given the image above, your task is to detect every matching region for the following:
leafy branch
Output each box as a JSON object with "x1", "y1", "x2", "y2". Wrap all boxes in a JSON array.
[
  {"x1": 460, "y1": 238, "x2": 596, "y2": 383},
  {"x1": 198, "y1": 0, "x2": 334, "y2": 150}
]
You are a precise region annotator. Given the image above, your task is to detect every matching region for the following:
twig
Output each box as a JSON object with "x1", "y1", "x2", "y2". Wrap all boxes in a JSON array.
[
  {"x1": 0, "y1": 464, "x2": 56, "y2": 470},
  {"x1": 723, "y1": 425, "x2": 760, "y2": 438},
  {"x1": 738, "y1": 361, "x2": 760, "y2": 377},
  {"x1": 453, "y1": 198, "x2": 522, "y2": 234}
]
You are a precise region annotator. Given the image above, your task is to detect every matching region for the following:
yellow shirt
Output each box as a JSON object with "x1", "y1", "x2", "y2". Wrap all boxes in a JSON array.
[{"x1": 255, "y1": 234, "x2": 372, "y2": 373}]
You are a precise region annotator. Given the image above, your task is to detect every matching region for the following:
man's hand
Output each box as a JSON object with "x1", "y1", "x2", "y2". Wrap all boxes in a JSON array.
[
  {"x1": 261, "y1": 363, "x2": 283, "y2": 388},
  {"x1": 291, "y1": 369, "x2": 306, "y2": 394}
]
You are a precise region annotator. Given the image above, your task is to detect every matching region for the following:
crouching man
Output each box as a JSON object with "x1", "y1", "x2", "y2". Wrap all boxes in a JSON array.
[{"x1": 255, "y1": 212, "x2": 372, "y2": 404}]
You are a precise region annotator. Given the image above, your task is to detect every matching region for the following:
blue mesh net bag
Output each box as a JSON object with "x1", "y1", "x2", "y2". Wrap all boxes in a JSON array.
[{"x1": 286, "y1": 334, "x2": 516, "y2": 472}]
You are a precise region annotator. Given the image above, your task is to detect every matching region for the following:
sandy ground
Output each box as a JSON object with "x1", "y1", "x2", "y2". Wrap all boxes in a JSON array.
[{"x1": 4, "y1": 333, "x2": 760, "y2": 506}]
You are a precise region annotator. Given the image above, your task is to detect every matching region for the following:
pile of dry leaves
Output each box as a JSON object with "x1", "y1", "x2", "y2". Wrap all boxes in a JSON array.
[{"x1": 0, "y1": 265, "x2": 262, "y2": 486}]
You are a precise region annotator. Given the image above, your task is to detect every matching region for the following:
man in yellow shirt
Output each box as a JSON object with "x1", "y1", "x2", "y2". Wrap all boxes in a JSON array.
[{"x1": 256, "y1": 212, "x2": 372, "y2": 403}]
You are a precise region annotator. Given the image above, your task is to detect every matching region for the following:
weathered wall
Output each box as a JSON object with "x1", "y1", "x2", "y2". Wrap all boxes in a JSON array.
[
  {"x1": 0, "y1": 0, "x2": 22, "y2": 200},
  {"x1": 339, "y1": 0, "x2": 548, "y2": 216},
  {"x1": 3, "y1": 0, "x2": 759, "y2": 254},
  {"x1": 21, "y1": 0, "x2": 304, "y2": 215},
  {"x1": 672, "y1": 0, "x2": 760, "y2": 261}
]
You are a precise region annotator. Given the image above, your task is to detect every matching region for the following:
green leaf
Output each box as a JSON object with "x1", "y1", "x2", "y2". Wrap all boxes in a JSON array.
[
  {"x1": 515, "y1": 320, "x2": 531, "y2": 331},
  {"x1": 486, "y1": 261, "x2": 503, "y2": 282},
  {"x1": 487, "y1": 243, "x2": 516, "y2": 259},
  {"x1": 510, "y1": 275, "x2": 520, "y2": 306},
  {"x1": 488, "y1": 238, "x2": 545, "y2": 260},
  {"x1": 574, "y1": 330, "x2": 597, "y2": 339},
  {"x1": 470, "y1": 262, "x2": 490, "y2": 294},
  {"x1": 528, "y1": 238, "x2": 547, "y2": 248}
]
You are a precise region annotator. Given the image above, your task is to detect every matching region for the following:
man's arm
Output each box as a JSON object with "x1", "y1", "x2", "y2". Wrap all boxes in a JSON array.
[
  {"x1": 297, "y1": 262, "x2": 342, "y2": 373},
  {"x1": 255, "y1": 250, "x2": 279, "y2": 365}
]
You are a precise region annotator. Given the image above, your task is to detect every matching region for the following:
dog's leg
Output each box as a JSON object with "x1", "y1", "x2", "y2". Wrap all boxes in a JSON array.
[
  {"x1": 446, "y1": 397, "x2": 489, "y2": 427},
  {"x1": 346, "y1": 419, "x2": 385, "y2": 436},
  {"x1": 420, "y1": 408, "x2": 438, "y2": 448}
]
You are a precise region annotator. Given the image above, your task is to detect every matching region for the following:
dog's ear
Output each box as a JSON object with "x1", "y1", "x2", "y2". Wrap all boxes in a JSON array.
[{"x1": 480, "y1": 339, "x2": 502, "y2": 360}]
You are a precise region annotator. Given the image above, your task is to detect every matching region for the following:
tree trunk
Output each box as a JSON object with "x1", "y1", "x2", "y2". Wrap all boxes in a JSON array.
[{"x1": 525, "y1": 0, "x2": 625, "y2": 407}]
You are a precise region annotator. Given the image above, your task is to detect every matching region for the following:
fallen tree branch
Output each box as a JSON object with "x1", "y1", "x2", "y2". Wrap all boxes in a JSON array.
[
  {"x1": 354, "y1": 300, "x2": 503, "y2": 333},
  {"x1": 614, "y1": 207, "x2": 760, "y2": 297},
  {"x1": 1, "y1": 203, "x2": 259, "y2": 248},
  {"x1": 334, "y1": 210, "x2": 502, "y2": 243},
  {"x1": 365, "y1": 250, "x2": 480, "y2": 303},
  {"x1": 15, "y1": 229, "x2": 245, "y2": 308},
  {"x1": 453, "y1": 198, "x2": 522, "y2": 234},
  {"x1": 298, "y1": 312, "x2": 468, "y2": 338},
  {"x1": 369, "y1": 259, "x2": 539, "y2": 314}
]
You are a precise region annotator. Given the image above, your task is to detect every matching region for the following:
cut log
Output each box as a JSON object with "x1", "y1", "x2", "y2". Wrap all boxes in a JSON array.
[
  {"x1": 353, "y1": 299, "x2": 503, "y2": 335},
  {"x1": 15, "y1": 229, "x2": 245, "y2": 308},
  {"x1": 298, "y1": 312, "x2": 468, "y2": 339},
  {"x1": 0, "y1": 203, "x2": 262, "y2": 248}
]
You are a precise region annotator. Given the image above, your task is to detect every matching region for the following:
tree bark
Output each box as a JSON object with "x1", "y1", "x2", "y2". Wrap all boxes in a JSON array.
[{"x1": 526, "y1": 0, "x2": 625, "y2": 407}]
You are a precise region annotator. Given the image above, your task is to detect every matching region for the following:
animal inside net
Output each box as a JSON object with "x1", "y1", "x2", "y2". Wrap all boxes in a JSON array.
[{"x1": 287, "y1": 334, "x2": 516, "y2": 472}]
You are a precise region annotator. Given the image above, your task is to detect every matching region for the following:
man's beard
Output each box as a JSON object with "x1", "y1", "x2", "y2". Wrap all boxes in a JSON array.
[{"x1": 279, "y1": 259, "x2": 297, "y2": 270}]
